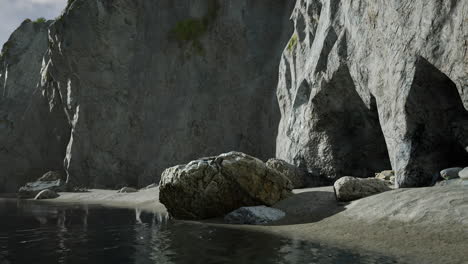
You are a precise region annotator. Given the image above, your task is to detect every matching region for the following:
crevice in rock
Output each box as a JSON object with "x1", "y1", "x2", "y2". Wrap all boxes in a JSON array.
[
  {"x1": 315, "y1": 27, "x2": 338, "y2": 74},
  {"x1": 401, "y1": 57, "x2": 468, "y2": 187},
  {"x1": 311, "y1": 64, "x2": 391, "y2": 179},
  {"x1": 293, "y1": 79, "x2": 311, "y2": 108}
]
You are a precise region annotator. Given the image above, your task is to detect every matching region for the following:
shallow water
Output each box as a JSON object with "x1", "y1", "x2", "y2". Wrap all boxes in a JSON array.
[{"x1": 0, "y1": 199, "x2": 399, "y2": 264}]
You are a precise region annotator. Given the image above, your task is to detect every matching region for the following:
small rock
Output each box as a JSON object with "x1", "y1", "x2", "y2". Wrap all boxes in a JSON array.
[
  {"x1": 458, "y1": 168, "x2": 468, "y2": 180},
  {"x1": 224, "y1": 206, "x2": 286, "y2": 225},
  {"x1": 118, "y1": 187, "x2": 138, "y2": 193},
  {"x1": 440, "y1": 167, "x2": 463, "y2": 180},
  {"x1": 141, "y1": 183, "x2": 158, "y2": 190},
  {"x1": 266, "y1": 158, "x2": 307, "y2": 188},
  {"x1": 375, "y1": 170, "x2": 394, "y2": 181},
  {"x1": 34, "y1": 189, "x2": 59, "y2": 200},
  {"x1": 334, "y1": 176, "x2": 391, "y2": 202}
]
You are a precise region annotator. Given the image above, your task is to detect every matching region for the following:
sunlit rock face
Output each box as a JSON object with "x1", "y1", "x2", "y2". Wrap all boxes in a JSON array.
[
  {"x1": 40, "y1": 0, "x2": 294, "y2": 188},
  {"x1": 276, "y1": 0, "x2": 468, "y2": 187},
  {"x1": 0, "y1": 20, "x2": 69, "y2": 192}
]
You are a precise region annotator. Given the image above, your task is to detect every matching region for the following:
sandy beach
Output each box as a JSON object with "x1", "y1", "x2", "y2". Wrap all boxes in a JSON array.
[{"x1": 41, "y1": 185, "x2": 468, "y2": 264}]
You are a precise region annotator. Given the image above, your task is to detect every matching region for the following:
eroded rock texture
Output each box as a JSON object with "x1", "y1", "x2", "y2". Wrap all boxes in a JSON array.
[
  {"x1": 159, "y1": 152, "x2": 292, "y2": 219},
  {"x1": 40, "y1": 0, "x2": 294, "y2": 188},
  {"x1": 277, "y1": 0, "x2": 468, "y2": 187},
  {"x1": 0, "y1": 20, "x2": 69, "y2": 192}
]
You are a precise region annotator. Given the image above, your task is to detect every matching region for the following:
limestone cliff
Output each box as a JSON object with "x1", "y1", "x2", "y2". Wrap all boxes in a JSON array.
[
  {"x1": 0, "y1": 19, "x2": 69, "y2": 192},
  {"x1": 40, "y1": 0, "x2": 293, "y2": 188},
  {"x1": 276, "y1": 0, "x2": 468, "y2": 187}
]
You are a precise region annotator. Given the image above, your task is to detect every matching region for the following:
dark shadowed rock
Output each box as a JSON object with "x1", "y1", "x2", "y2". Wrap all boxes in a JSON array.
[
  {"x1": 37, "y1": 0, "x2": 294, "y2": 189},
  {"x1": 34, "y1": 189, "x2": 59, "y2": 200},
  {"x1": 0, "y1": 19, "x2": 69, "y2": 193},
  {"x1": 224, "y1": 206, "x2": 286, "y2": 225},
  {"x1": 334, "y1": 176, "x2": 391, "y2": 202},
  {"x1": 159, "y1": 152, "x2": 293, "y2": 220}
]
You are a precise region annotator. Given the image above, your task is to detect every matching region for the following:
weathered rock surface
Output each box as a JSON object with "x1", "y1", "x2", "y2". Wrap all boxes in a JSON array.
[
  {"x1": 18, "y1": 178, "x2": 64, "y2": 199},
  {"x1": 266, "y1": 158, "x2": 308, "y2": 188},
  {"x1": 159, "y1": 152, "x2": 293, "y2": 220},
  {"x1": 0, "y1": 19, "x2": 69, "y2": 192},
  {"x1": 440, "y1": 167, "x2": 463, "y2": 180},
  {"x1": 276, "y1": 0, "x2": 468, "y2": 187},
  {"x1": 34, "y1": 189, "x2": 59, "y2": 200},
  {"x1": 224, "y1": 206, "x2": 286, "y2": 225},
  {"x1": 35, "y1": 0, "x2": 294, "y2": 189},
  {"x1": 334, "y1": 176, "x2": 391, "y2": 202}
]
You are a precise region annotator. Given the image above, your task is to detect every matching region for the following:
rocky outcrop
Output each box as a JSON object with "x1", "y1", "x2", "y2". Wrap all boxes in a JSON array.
[
  {"x1": 334, "y1": 176, "x2": 391, "y2": 202},
  {"x1": 0, "y1": 20, "x2": 70, "y2": 192},
  {"x1": 37, "y1": 0, "x2": 294, "y2": 189},
  {"x1": 276, "y1": 0, "x2": 468, "y2": 187},
  {"x1": 159, "y1": 152, "x2": 293, "y2": 220},
  {"x1": 224, "y1": 206, "x2": 286, "y2": 225},
  {"x1": 18, "y1": 174, "x2": 64, "y2": 199}
]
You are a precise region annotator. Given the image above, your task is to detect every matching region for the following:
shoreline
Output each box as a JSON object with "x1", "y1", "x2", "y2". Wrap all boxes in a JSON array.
[{"x1": 33, "y1": 185, "x2": 468, "y2": 264}]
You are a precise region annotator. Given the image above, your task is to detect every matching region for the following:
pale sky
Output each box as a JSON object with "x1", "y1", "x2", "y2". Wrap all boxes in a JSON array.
[{"x1": 0, "y1": 0, "x2": 67, "y2": 47}]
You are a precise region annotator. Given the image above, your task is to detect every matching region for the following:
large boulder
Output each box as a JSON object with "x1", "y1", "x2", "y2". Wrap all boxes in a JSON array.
[
  {"x1": 224, "y1": 206, "x2": 286, "y2": 225},
  {"x1": 159, "y1": 152, "x2": 293, "y2": 220},
  {"x1": 334, "y1": 176, "x2": 391, "y2": 202},
  {"x1": 459, "y1": 168, "x2": 468, "y2": 180},
  {"x1": 276, "y1": 0, "x2": 468, "y2": 188},
  {"x1": 266, "y1": 158, "x2": 308, "y2": 188}
]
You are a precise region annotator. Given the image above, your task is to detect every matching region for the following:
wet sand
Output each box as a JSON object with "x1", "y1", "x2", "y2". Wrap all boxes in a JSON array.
[{"x1": 44, "y1": 185, "x2": 468, "y2": 264}]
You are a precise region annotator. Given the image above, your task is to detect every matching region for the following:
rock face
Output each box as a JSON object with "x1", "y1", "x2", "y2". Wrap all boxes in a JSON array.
[
  {"x1": 0, "y1": 20, "x2": 69, "y2": 192},
  {"x1": 34, "y1": 189, "x2": 59, "y2": 200},
  {"x1": 159, "y1": 152, "x2": 293, "y2": 220},
  {"x1": 276, "y1": 0, "x2": 468, "y2": 187},
  {"x1": 36, "y1": 0, "x2": 294, "y2": 189},
  {"x1": 334, "y1": 176, "x2": 391, "y2": 202},
  {"x1": 224, "y1": 206, "x2": 286, "y2": 225}
]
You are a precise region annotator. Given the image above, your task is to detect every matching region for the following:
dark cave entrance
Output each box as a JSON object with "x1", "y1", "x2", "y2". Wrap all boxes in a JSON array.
[
  {"x1": 402, "y1": 57, "x2": 468, "y2": 187},
  {"x1": 312, "y1": 64, "x2": 392, "y2": 178}
]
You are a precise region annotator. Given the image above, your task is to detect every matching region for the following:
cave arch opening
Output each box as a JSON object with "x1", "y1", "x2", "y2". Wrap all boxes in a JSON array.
[{"x1": 401, "y1": 57, "x2": 468, "y2": 187}]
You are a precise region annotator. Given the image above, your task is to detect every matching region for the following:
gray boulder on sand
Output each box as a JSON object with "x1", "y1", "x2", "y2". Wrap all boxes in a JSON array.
[
  {"x1": 334, "y1": 176, "x2": 391, "y2": 202},
  {"x1": 224, "y1": 206, "x2": 286, "y2": 225},
  {"x1": 18, "y1": 171, "x2": 65, "y2": 199},
  {"x1": 159, "y1": 152, "x2": 293, "y2": 220},
  {"x1": 440, "y1": 167, "x2": 463, "y2": 180},
  {"x1": 117, "y1": 187, "x2": 138, "y2": 193},
  {"x1": 34, "y1": 189, "x2": 59, "y2": 200},
  {"x1": 266, "y1": 158, "x2": 308, "y2": 188}
]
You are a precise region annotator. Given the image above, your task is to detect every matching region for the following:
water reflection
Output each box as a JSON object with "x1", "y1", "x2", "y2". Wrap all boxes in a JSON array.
[{"x1": 0, "y1": 199, "x2": 399, "y2": 264}]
